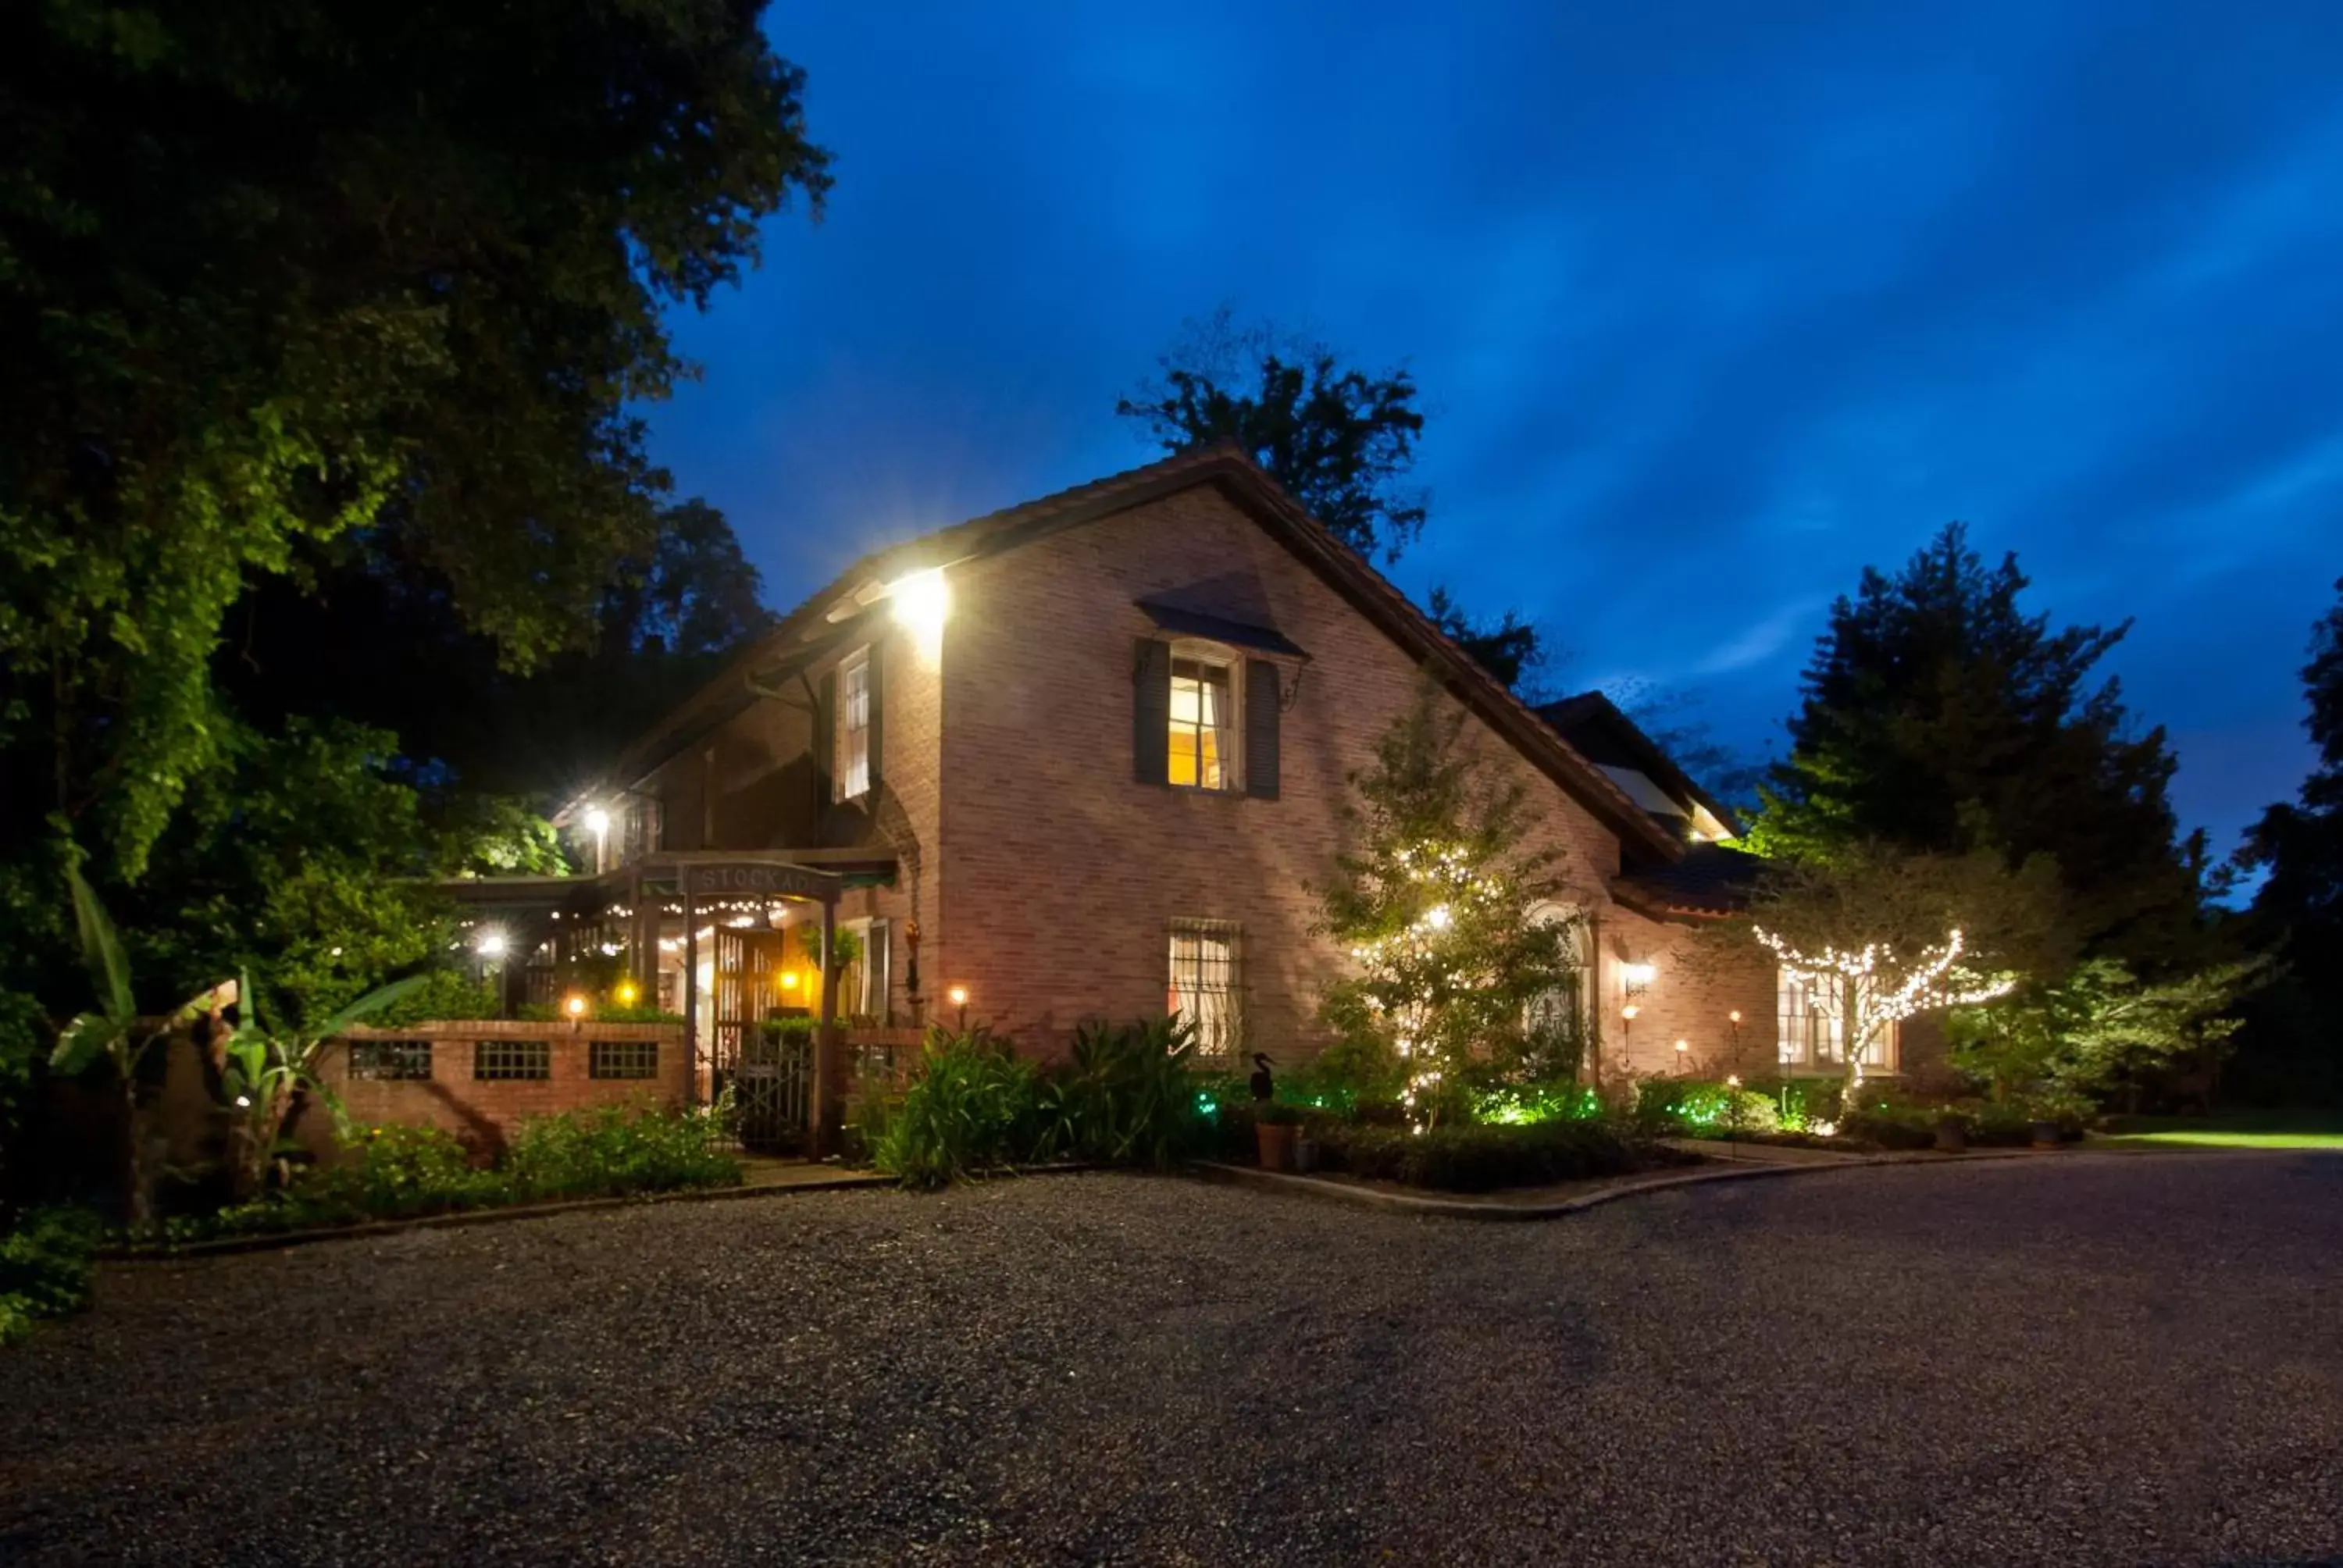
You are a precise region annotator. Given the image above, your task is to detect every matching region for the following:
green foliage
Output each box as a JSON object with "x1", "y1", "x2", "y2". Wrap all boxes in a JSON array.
[
  {"x1": 501, "y1": 1103, "x2": 744, "y2": 1201},
  {"x1": 372, "y1": 969, "x2": 505, "y2": 1026},
  {"x1": 1471, "y1": 1081, "x2": 1602, "y2": 1126},
  {"x1": 0, "y1": 1206, "x2": 102, "y2": 1346},
  {"x1": 873, "y1": 1027, "x2": 1045, "y2": 1189},
  {"x1": 1316, "y1": 684, "x2": 1578, "y2": 1127},
  {"x1": 2235, "y1": 577, "x2": 2343, "y2": 1104},
  {"x1": 2, "y1": 0, "x2": 830, "y2": 876},
  {"x1": 1949, "y1": 956, "x2": 2269, "y2": 1107},
  {"x1": 1032, "y1": 1017, "x2": 1201, "y2": 1169},
  {"x1": 1118, "y1": 309, "x2": 1428, "y2": 562},
  {"x1": 154, "y1": 1103, "x2": 741, "y2": 1242},
  {"x1": 1750, "y1": 525, "x2": 2207, "y2": 968},
  {"x1": 1313, "y1": 1120, "x2": 1655, "y2": 1193},
  {"x1": 216, "y1": 968, "x2": 428, "y2": 1198},
  {"x1": 1428, "y1": 585, "x2": 1551, "y2": 695},
  {"x1": 1631, "y1": 1079, "x2": 1781, "y2": 1138}
]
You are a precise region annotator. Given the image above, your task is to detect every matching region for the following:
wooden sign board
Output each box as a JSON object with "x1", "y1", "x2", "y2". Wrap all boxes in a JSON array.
[{"x1": 682, "y1": 861, "x2": 838, "y2": 903}]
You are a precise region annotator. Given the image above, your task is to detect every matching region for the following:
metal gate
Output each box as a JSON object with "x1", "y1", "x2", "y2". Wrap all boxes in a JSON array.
[{"x1": 710, "y1": 928, "x2": 814, "y2": 1153}]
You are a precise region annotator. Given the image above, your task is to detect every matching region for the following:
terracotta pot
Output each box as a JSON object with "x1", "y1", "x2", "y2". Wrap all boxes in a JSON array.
[
  {"x1": 1256, "y1": 1121, "x2": 1297, "y2": 1172},
  {"x1": 1934, "y1": 1117, "x2": 1968, "y2": 1154},
  {"x1": 2031, "y1": 1121, "x2": 2063, "y2": 1149}
]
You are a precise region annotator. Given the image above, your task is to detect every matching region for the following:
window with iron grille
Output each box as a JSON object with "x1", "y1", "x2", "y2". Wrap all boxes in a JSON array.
[
  {"x1": 474, "y1": 1039, "x2": 551, "y2": 1081},
  {"x1": 589, "y1": 1039, "x2": 660, "y2": 1080},
  {"x1": 348, "y1": 1039, "x2": 433, "y2": 1082},
  {"x1": 1168, "y1": 920, "x2": 1243, "y2": 1060}
]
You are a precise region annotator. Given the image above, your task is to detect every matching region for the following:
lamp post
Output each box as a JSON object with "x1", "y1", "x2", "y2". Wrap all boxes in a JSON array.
[{"x1": 948, "y1": 984, "x2": 969, "y2": 1032}]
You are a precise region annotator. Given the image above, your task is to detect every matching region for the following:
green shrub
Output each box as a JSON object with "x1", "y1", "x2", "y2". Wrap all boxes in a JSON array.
[
  {"x1": 1031, "y1": 1017, "x2": 1200, "y2": 1168},
  {"x1": 373, "y1": 968, "x2": 505, "y2": 1025},
  {"x1": 0, "y1": 1206, "x2": 102, "y2": 1346},
  {"x1": 1471, "y1": 1079, "x2": 1602, "y2": 1126},
  {"x1": 502, "y1": 1101, "x2": 744, "y2": 1200},
  {"x1": 874, "y1": 1026, "x2": 1043, "y2": 1188},
  {"x1": 1632, "y1": 1078, "x2": 1781, "y2": 1138},
  {"x1": 1315, "y1": 1120, "x2": 1656, "y2": 1192}
]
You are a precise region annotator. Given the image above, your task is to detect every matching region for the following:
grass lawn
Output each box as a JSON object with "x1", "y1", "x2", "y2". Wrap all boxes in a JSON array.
[{"x1": 2095, "y1": 1112, "x2": 2343, "y2": 1151}]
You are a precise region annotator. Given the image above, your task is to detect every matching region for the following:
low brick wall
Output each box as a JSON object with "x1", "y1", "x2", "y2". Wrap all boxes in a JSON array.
[{"x1": 313, "y1": 1021, "x2": 691, "y2": 1156}]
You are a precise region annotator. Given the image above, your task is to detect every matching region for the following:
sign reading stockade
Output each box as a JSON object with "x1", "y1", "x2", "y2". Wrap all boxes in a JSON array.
[{"x1": 679, "y1": 859, "x2": 840, "y2": 903}]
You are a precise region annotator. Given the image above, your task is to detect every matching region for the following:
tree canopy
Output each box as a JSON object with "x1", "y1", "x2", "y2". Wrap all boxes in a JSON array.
[
  {"x1": 1118, "y1": 311, "x2": 1428, "y2": 564},
  {"x1": 1750, "y1": 525, "x2": 2204, "y2": 966},
  {"x1": 0, "y1": 0, "x2": 828, "y2": 875}
]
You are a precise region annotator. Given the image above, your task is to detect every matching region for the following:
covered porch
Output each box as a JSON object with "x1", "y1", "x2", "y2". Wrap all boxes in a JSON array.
[{"x1": 439, "y1": 850, "x2": 906, "y2": 1154}]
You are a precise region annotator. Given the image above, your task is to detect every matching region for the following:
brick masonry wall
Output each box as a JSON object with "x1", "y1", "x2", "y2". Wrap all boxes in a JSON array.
[
  {"x1": 310, "y1": 1022, "x2": 691, "y2": 1157},
  {"x1": 933, "y1": 484, "x2": 1751, "y2": 1068}
]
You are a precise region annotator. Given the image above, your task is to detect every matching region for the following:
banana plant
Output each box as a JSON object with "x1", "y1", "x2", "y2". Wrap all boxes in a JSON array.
[
  {"x1": 51, "y1": 864, "x2": 234, "y2": 1224},
  {"x1": 217, "y1": 969, "x2": 427, "y2": 1199}
]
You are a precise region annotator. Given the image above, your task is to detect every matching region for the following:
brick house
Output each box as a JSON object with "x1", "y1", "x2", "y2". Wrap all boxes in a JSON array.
[{"x1": 454, "y1": 446, "x2": 1932, "y2": 1146}]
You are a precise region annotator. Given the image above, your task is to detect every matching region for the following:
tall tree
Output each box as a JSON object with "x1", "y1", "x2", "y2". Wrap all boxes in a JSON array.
[
  {"x1": 2232, "y1": 577, "x2": 2343, "y2": 1102},
  {"x1": 219, "y1": 496, "x2": 776, "y2": 800},
  {"x1": 1750, "y1": 526, "x2": 2203, "y2": 966},
  {"x1": 1118, "y1": 310, "x2": 1429, "y2": 564},
  {"x1": 0, "y1": 0, "x2": 829, "y2": 875},
  {"x1": 1427, "y1": 586, "x2": 1550, "y2": 695}
]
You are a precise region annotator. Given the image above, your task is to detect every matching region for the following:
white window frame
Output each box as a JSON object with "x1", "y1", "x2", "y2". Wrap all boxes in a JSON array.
[
  {"x1": 836, "y1": 647, "x2": 872, "y2": 801},
  {"x1": 1776, "y1": 968, "x2": 1899, "y2": 1073},
  {"x1": 1168, "y1": 919, "x2": 1243, "y2": 1060},
  {"x1": 1166, "y1": 640, "x2": 1239, "y2": 792}
]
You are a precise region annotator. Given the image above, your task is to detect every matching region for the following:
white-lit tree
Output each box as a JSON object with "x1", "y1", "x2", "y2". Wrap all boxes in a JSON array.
[
  {"x1": 1743, "y1": 843, "x2": 2067, "y2": 1110},
  {"x1": 1316, "y1": 684, "x2": 1578, "y2": 1125}
]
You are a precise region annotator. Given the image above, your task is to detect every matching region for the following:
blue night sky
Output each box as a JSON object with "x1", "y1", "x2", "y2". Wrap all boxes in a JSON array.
[{"x1": 648, "y1": 1, "x2": 2343, "y2": 864}]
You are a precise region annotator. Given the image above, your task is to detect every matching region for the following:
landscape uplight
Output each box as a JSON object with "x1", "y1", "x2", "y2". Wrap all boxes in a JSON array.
[{"x1": 947, "y1": 983, "x2": 969, "y2": 1029}]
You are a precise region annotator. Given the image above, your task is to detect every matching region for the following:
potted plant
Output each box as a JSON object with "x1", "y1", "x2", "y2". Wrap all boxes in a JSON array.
[
  {"x1": 1256, "y1": 1101, "x2": 1300, "y2": 1171},
  {"x1": 2025, "y1": 1088, "x2": 2088, "y2": 1149},
  {"x1": 1932, "y1": 1107, "x2": 1969, "y2": 1154}
]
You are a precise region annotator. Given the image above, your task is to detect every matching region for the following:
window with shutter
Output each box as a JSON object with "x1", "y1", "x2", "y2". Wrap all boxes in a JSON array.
[
  {"x1": 1245, "y1": 659, "x2": 1280, "y2": 800},
  {"x1": 1132, "y1": 638, "x2": 1172, "y2": 784}
]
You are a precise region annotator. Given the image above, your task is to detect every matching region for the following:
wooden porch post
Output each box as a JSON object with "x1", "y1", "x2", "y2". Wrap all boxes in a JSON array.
[
  {"x1": 811, "y1": 891, "x2": 840, "y2": 1158},
  {"x1": 683, "y1": 883, "x2": 699, "y2": 1109}
]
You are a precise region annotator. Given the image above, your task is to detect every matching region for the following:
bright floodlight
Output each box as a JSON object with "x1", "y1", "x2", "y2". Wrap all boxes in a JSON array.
[
  {"x1": 890, "y1": 568, "x2": 950, "y2": 662},
  {"x1": 583, "y1": 806, "x2": 611, "y2": 837},
  {"x1": 476, "y1": 928, "x2": 509, "y2": 960}
]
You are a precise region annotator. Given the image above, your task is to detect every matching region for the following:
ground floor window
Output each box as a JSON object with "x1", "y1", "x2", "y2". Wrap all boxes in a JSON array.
[
  {"x1": 1776, "y1": 969, "x2": 1898, "y2": 1072},
  {"x1": 1168, "y1": 919, "x2": 1242, "y2": 1060},
  {"x1": 589, "y1": 1040, "x2": 660, "y2": 1080},
  {"x1": 1523, "y1": 903, "x2": 1592, "y2": 1072},
  {"x1": 475, "y1": 1039, "x2": 552, "y2": 1081}
]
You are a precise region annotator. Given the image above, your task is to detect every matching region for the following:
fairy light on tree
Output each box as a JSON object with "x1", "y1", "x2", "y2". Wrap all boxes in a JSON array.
[
  {"x1": 1743, "y1": 843, "x2": 2063, "y2": 1109},
  {"x1": 1318, "y1": 686, "x2": 1579, "y2": 1128}
]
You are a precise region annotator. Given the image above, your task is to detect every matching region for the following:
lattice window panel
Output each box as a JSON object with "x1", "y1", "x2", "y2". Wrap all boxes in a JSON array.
[
  {"x1": 474, "y1": 1039, "x2": 551, "y2": 1081},
  {"x1": 348, "y1": 1039, "x2": 433, "y2": 1082},
  {"x1": 589, "y1": 1040, "x2": 660, "y2": 1081}
]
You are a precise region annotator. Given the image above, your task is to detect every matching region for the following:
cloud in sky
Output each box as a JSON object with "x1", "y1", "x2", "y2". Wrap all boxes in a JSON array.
[{"x1": 648, "y1": 0, "x2": 2342, "y2": 859}]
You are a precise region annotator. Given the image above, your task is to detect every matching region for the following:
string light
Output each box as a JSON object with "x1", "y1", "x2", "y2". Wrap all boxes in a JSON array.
[{"x1": 1753, "y1": 925, "x2": 2016, "y2": 1096}]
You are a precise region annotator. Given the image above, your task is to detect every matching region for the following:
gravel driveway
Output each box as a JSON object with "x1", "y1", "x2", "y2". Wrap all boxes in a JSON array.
[{"x1": 3, "y1": 1154, "x2": 2338, "y2": 1566}]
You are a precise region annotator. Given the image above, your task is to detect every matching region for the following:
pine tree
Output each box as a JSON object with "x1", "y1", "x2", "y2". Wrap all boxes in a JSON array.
[{"x1": 1752, "y1": 525, "x2": 2202, "y2": 966}]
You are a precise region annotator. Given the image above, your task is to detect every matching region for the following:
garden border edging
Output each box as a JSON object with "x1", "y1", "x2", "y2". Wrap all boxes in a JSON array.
[
  {"x1": 1190, "y1": 1148, "x2": 2044, "y2": 1221},
  {"x1": 100, "y1": 1161, "x2": 1097, "y2": 1260}
]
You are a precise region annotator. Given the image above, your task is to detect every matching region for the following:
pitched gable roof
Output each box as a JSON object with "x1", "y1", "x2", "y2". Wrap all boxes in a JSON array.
[
  {"x1": 586, "y1": 447, "x2": 1683, "y2": 861},
  {"x1": 1535, "y1": 690, "x2": 1747, "y2": 841}
]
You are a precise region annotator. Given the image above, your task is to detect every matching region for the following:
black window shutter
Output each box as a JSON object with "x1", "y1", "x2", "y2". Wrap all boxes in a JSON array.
[
  {"x1": 1246, "y1": 660, "x2": 1281, "y2": 800},
  {"x1": 1132, "y1": 638, "x2": 1171, "y2": 785},
  {"x1": 865, "y1": 640, "x2": 886, "y2": 797},
  {"x1": 814, "y1": 668, "x2": 837, "y2": 809}
]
